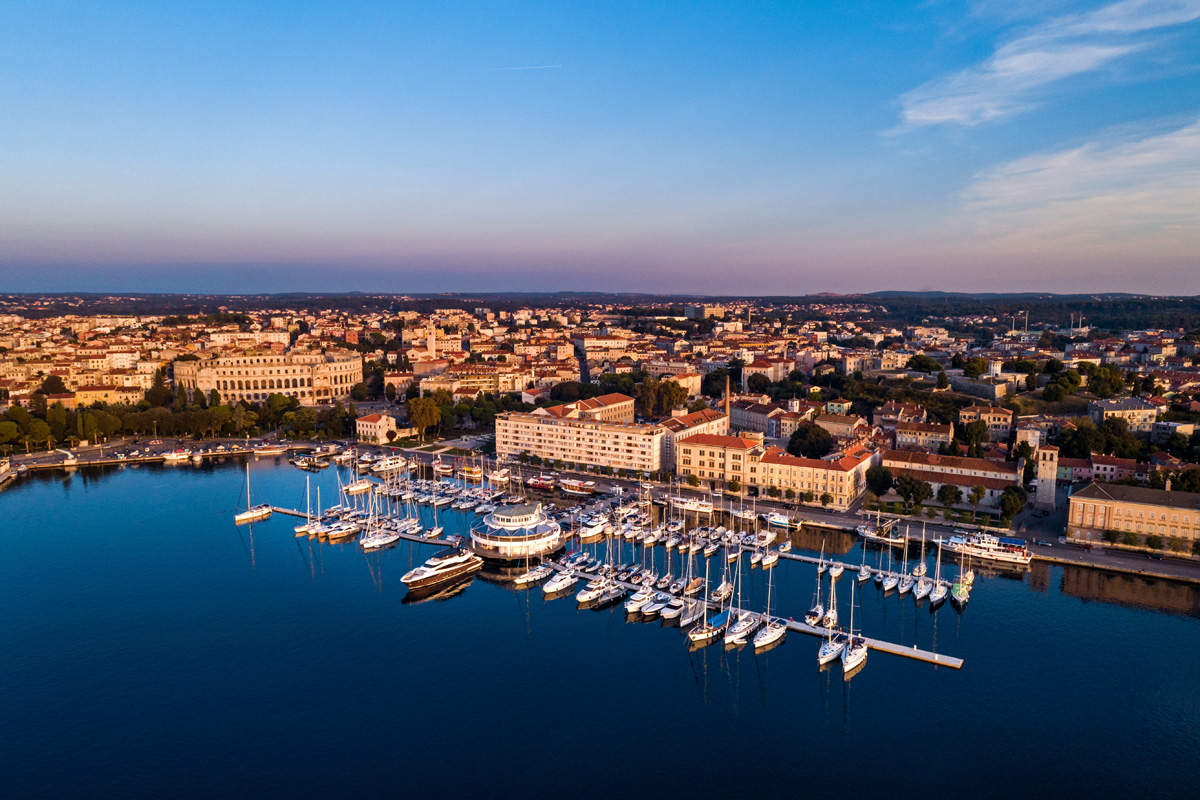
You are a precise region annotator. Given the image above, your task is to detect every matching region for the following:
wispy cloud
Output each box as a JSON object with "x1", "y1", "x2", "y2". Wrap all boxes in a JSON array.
[
  {"x1": 959, "y1": 116, "x2": 1200, "y2": 249},
  {"x1": 895, "y1": 0, "x2": 1200, "y2": 129}
]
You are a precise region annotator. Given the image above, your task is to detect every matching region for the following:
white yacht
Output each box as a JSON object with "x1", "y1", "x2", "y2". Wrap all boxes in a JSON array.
[
  {"x1": 940, "y1": 532, "x2": 1032, "y2": 566},
  {"x1": 400, "y1": 548, "x2": 483, "y2": 590}
]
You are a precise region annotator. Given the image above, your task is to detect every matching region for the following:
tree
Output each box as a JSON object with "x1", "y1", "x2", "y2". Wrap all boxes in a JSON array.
[
  {"x1": 906, "y1": 354, "x2": 940, "y2": 374},
  {"x1": 350, "y1": 382, "x2": 369, "y2": 402},
  {"x1": 407, "y1": 397, "x2": 440, "y2": 442},
  {"x1": 786, "y1": 424, "x2": 834, "y2": 459},
  {"x1": 820, "y1": 492, "x2": 833, "y2": 507},
  {"x1": 746, "y1": 372, "x2": 771, "y2": 393},
  {"x1": 865, "y1": 466, "x2": 893, "y2": 498},
  {"x1": 937, "y1": 484, "x2": 963, "y2": 507},
  {"x1": 968, "y1": 485, "x2": 987, "y2": 522},
  {"x1": 385, "y1": 383, "x2": 397, "y2": 402},
  {"x1": 686, "y1": 473, "x2": 700, "y2": 487},
  {"x1": 784, "y1": 488, "x2": 796, "y2": 500},
  {"x1": 1145, "y1": 534, "x2": 1164, "y2": 550},
  {"x1": 28, "y1": 419, "x2": 51, "y2": 450},
  {"x1": 1042, "y1": 382, "x2": 1065, "y2": 402},
  {"x1": 1024, "y1": 373, "x2": 1037, "y2": 391},
  {"x1": 936, "y1": 370, "x2": 949, "y2": 390},
  {"x1": 209, "y1": 389, "x2": 221, "y2": 407},
  {"x1": 726, "y1": 478, "x2": 741, "y2": 494},
  {"x1": 1123, "y1": 530, "x2": 1139, "y2": 547},
  {"x1": 41, "y1": 375, "x2": 67, "y2": 395},
  {"x1": 999, "y1": 486, "x2": 1027, "y2": 521}
]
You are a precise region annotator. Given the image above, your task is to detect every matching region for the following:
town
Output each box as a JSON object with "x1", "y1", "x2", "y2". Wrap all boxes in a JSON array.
[{"x1": 3, "y1": 293, "x2": 1199, "y2": 578}]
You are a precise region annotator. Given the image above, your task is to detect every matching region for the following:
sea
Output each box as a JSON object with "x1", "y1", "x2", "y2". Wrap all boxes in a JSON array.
[{"x1": 2, "y1": 457, "x2": 1198, "y2": 799}]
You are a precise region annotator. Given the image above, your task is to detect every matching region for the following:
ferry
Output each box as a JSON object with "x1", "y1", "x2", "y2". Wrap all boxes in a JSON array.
[
  {"x1": 559, "y1": 478, "x2": 596, "y2": 496},
  {"x1": 459, "y1": 463, "x2": 484, "y2": 481},
  {"x1": 162, "y1": 448, "x2": 191, "y2": 462},
  {"x1": 400, "y1": 547, "x2": 484, "y2": 590},
  {"x1": 526, "y1": 474, "x2": 556, "y2": 492},
  {"x1": 940, "y1": 531, "x2": 1032, "y2": 567},
  {"x1": 253, "y1": 444, "x2": 288, "y2": 456}
]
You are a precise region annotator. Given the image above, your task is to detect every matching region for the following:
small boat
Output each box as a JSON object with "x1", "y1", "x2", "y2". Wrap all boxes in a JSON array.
[
  {"x1": 817, "y1": 629, "x2": 846, "y2": 665},
  {"x1": 688, "y1": 609, "x2": 729, "y2": 645},
  {"x1": 233, "y1": 463, "x2": 272, "y2": 524},
  {"x1": 840, "y1": 583, "x2": 868, "y2": 674},
  {"x1": 513, "y1": 564, "x2": 554, "y2": 586},
  {"x1": 828, "y1": 561, "x2": 844, "y2": 579},
  {"x1": 761, "y1": 550, "x2": 779, "y2": 568},
  {"x1": 559, "y1": 478, "x2": 596, "y2": 496}
]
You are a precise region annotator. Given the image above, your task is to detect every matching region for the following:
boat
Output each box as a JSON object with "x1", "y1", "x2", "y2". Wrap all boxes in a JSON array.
[
  {"x1": 929, "y1": 543, "x2": 949, "y2": 605},
  {"x1": 345, "y1": 478, "x2": 373, "y2": 496},
  {"x1": 753, "y1": 564, "x2": 787, "y2": 650},
  {"x1": 400, "y1": 547, "x2": 483, "y2": 590},
  {"x1": 817, "y1": 628, "x2": 847, "y2": 665},
  {"x1": 459, "y1": 462, "x2": 484, "y2": 481},
  {"x1": 372, "y1": 455, "x2": 409, "y2": 474},
  {"x1": 897, "y1": 535, "x2": 913, "y2": 594},
  {"x1": 233, "y1": 463, "x2": 272, "y2": 524},
  {"x1": 162, "y1": 448, "x2": 191, "y2": 462},
  {"x1": 804, "y1": 565, "x2": 824, "y2": 626},
  {"x1": 688, "y1": 608, "x2": 729, "y2": 645},
  {"x1": 761, "y1": 550, "x2": 779, "y2": 568},
  {"x1": 840, "y1": 583, "x2": 868, "y2": 674},
  {"x1": 432, "y1": 458, "x2": 455, "y2": 476},
  {"x1": 828, "y1": 561, "x2": 844, "y2": 579},
  {"x1": 526, "y1": 473, "x2": 556, "y2": 492},
  {"x1": 913, "y1": 524, "x2": 928, "y2": 578},
  {"x1": 817, "y1": 539, "x2": 828, "y2": 574},
  {"x1": 559, "y1": 478, "x2": 596, "y2": 496},
  {"x1": 544, "y1": 569, "x2": 578, "y2": 594},
  {"x1": 765, "y1": 512, "x2": 790, "y2": 527},
  {"x1": 253, "y1": 443, "x2": 288, "y2": 456},
  {"x1": 487, "y1": 467, "x2": 511, "y2": 484},
  {"x1": 940, "y1": 532, "x2": 1032, "y2": 567},
  {"x1": 513, "y1": 563, "x2": 554, "y2": 586},
  {"x1": 820, "y1": 579, "x2": 838, "y2": 629},
  {"x1": 857, "y1": 546, "x2": 871, "y2": 583},
  {"x1": 724, "y1": 556, "x2": 756, "y2": 644},
  {"x1": 360, "y1": 527, "x2": 401, "y2": 550}
]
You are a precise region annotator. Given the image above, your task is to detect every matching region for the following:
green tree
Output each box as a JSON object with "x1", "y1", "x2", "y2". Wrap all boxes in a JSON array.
[
  {"x1": 350, "y1": 382, "x2": 369, "y2": 402},
  {"x1": 1042, "y1": 383, "x2": 1065, "y2": 402},
  {"x1": 40, "y1": 375, "x2": 67, "y2": 395},
  {"x1": 28, "y1": 419, "x2": 51, "y2": 450},
  {"x1": 746, "y1": 372, "x2": 771, "y2": 393},
  {"x1": 937, "y1": 484, "x2": 963, "y2": 507},
  {"x1": 406, "y1": 397, "x2": 440, "y2": 442},
  {"x1": 209, "y1": 388, "x2": 221, "y2": 407},
  {"x1": 999, "y1": 486, "x2": 1027, "y2": 521},
  {"x1": 865, "y1": 465, "x2": 893, "y2": 498},
  {"x1": 385, "y1": 383, "x2": 397, "y2": 402},
  {"x1": 786, "y1": 424, "x2": 834, "y2": 459},
  {"x1": 686, "y1": 473, "x2": 700, "y2": 487},
  {"x1": 1123, "y1": 530, "x2": 1139, "y2": 547},
  {"x1": 968, "y1": 485, "x2": 987, "y2": 522},
  {"x1": 726, "y1": 478, "x2": 741, "y2": 494},
  {"x1": 1145, "y1": 534, "x2": 1164, "y2": 550},
  {"x1": 906, "y1": 354, "x2": 941, "y2": 374},
  {"x1": 784, "y1": 488, "x2": 796, "y2": 500},
  {"x1": 936, "y1": 370, "x2": 949, "y2": 390},
  {"x1": 820, "y1": 492, "x2": 833, "y2": 507}
]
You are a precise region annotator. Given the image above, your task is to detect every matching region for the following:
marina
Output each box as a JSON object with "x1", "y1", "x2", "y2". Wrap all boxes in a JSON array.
[{"x1": 4, "y1": 456, "x2": 1200, "y2": 799}]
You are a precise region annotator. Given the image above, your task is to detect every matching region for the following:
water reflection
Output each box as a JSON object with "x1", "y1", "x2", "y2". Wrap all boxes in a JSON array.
[{"x1": 1059, "y1": 564, "x2": 1200, "y2": 617}]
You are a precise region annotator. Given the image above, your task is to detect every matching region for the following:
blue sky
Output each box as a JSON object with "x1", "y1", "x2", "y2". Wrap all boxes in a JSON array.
[{"x1": 1, "y1": 0, "x2": 1198, "y2": 294}]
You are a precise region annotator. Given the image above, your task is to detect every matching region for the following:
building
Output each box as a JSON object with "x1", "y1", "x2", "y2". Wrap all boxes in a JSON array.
[
  {"x1": 173, "y1": 348, "x2": 363, "y2": 405},
  {"x1": 894, "y1": 421, "x2": 953, "y2": 452},
  {"x1": 684, "y1": 304, "x2": 724, "y2": 319},
  {"x1": 742, "y1": 358, "x2": 791, "y2": 388},
  {"x1": 675, "y1": 435, "x2": 877, "y2": 509},
  {"x1": 658, "y1": 408, "x2": 728, "y2": 468},
  {"x1": 356, "y1": 413, "x2": 398, "y2": 444},
  {"x1": 495, "y1": 394, "x2": 663, "y2": 474},
  {"x1": 958, "y1": 405, "x2": 1014, "y2": 441},
  {"x1": 74, "y1": 384, "x2": 144, "y2": 406},
  {"x1": 873, "y1": 401, "x2": 926, "y2": 430},
  {"x1": 1088, "y1": 398, "x2": 1159, "y2": 434},
  {"x1": 881, "y1": 450, "x2": 1021, "y2": 507},
  {"x1": 813, "y1": 413, "x2": 868, "y2": 439},
  {"x1": 1152, "y1": 420, "x2": 1195, "y2": 446},
  {"x1": 1067, "y1": 481, "x2": 1200, "y2": 545}
]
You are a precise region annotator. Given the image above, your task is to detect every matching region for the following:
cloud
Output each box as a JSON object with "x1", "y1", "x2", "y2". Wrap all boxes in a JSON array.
[
  {"x1": 959, "y1": 116, "x2": 1200, "y2": 250},
  {"x1": 896, "y1": 0, "x2": 1200, "y2": 129}
]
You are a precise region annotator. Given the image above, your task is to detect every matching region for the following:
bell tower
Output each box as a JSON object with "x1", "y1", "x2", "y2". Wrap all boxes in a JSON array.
[{"x1": 1035, "y1": 445, "x2": 1058, "y2": 510}]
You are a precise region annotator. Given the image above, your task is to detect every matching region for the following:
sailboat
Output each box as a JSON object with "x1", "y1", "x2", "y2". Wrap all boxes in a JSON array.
[
  {"x1": 881, "y1": 545, "x2": 899, "y2": 591},
  {"x1": 929, "y1": 541, "x2": 949, "y2": 606},
  {"x1": 724, "y1": 553, "x2": 758, "y2": 644},
  {"x1": 912, "y1": 524, "x2": 928, "y2": 578},
  {"x1": 804, "y1": 568, "x2": 824, "y2": 626},
  {"x1": 898, "y1": 534, "x2": 915, "y2": 594},
  {"x1": 294, "y1": 475, "x2": 313, "y2": 535},
  {"x1": 857, "y1": 545, "x2": 871, "y2": 582},
  {"x1": 817, "y1": 539, "x2": 828, "y2": 574},
  {"x1": 820, "y1": 577, "x2": 838, "y2": 628},
  {"x1": 950, "y1": 553, "x2": 971, "y2": 608},
  {"x1": 841, "y1": 582, "x2": 868, "y2": 673},
  {"x1": 687, "y1": 558, "x2": 726, "y2": 644},
  {"x1": 753, "y1": 562, "x2": 786, "y2": 650},
  {"x1": 234, "y1": 462, "x2": 272, "y2": 524}
]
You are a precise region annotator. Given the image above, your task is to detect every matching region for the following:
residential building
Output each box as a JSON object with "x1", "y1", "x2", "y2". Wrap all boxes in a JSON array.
[
  {"x1": 658, "y1": 408, "x2": 728, "y2": 468},
  {"x1": 813, "y1": 413, "x2": 867, "y2": 439},
  {"x1": 495, "y1": 394, "x2": 662, "y2": 473},
  {"x1": 894, "y1": 421, "x2": 953, "y2": 452},
  {"x1": 356, "y1": 413, "x2": 398, "y2": 444},
  {"x1": 1088, "y1": 398, "x2": 1159, "y2": 433},
  {"x1": 958, "y1": 405, "x2": 1014, "y2": 441}
]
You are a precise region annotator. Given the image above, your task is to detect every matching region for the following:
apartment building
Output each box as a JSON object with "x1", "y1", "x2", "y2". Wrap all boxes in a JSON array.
[
  {"x1": 958, "y1": 405, "x2": 1014, "y2": 441},
  {"x1": 495, "y1": 393, "x2": 661, "y2": 473},
  {"x1": 894, "y1": 421, "x2": 953, "y2": 452},
  {"x1": 356, "y1": 413, "x2": 397, "y2": 444},
  {"x1": 1068, "y1": 482, "x2": 1200, "y2": 544},
  {"x1": 658, "y1": 408, "x2": 729, "y2": 468},
  {"x1": 1088, "y1": 398, "x2": 1159, "y2": 434}
]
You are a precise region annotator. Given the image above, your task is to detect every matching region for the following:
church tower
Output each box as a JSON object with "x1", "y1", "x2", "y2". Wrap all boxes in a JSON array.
[{"x1": 1034, "y1": 445, "x2": 1058, "y2": 510}]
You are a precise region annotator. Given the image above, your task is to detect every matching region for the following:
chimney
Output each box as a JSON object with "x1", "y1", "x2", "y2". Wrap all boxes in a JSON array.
[{"x1": 724, "y1": 372, "x2": 731, "y2": 417}]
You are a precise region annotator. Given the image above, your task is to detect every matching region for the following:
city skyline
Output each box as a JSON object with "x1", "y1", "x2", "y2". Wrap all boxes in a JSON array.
[{"x1": 2, "y1": 0, "x2": 1199, "y2": 294}]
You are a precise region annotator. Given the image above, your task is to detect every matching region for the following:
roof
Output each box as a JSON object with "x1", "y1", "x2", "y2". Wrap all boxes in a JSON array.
[
  {"x1": 357, "y1": 413, "x2": 384, "y2": 423},
  {"x1": 883, "y1": 449, "x2": 1019, "y2": 476},
  {"x1": 1072, "y1": 481, "x2": 1200, "y2": 511},
  {"x1": 758, "y1": 445, "x2": 873, "y2": 472},
  {"x1": 895, "y1": 421, "x2": 952, "y2": 435},
  {"x1": 678, "y1": 433, "x2": 759, "y2": 450}
]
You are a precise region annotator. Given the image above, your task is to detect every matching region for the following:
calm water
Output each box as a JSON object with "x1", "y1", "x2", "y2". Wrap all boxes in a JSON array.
[{"x1": 3, "y1": 458, "x2": 1198, "y2": 799}]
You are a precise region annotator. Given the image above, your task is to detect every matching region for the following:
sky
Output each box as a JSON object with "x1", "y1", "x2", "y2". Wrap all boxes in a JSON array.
[{"x1": 1, "y1": 0, "x2": 1198, "y2": 295}]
